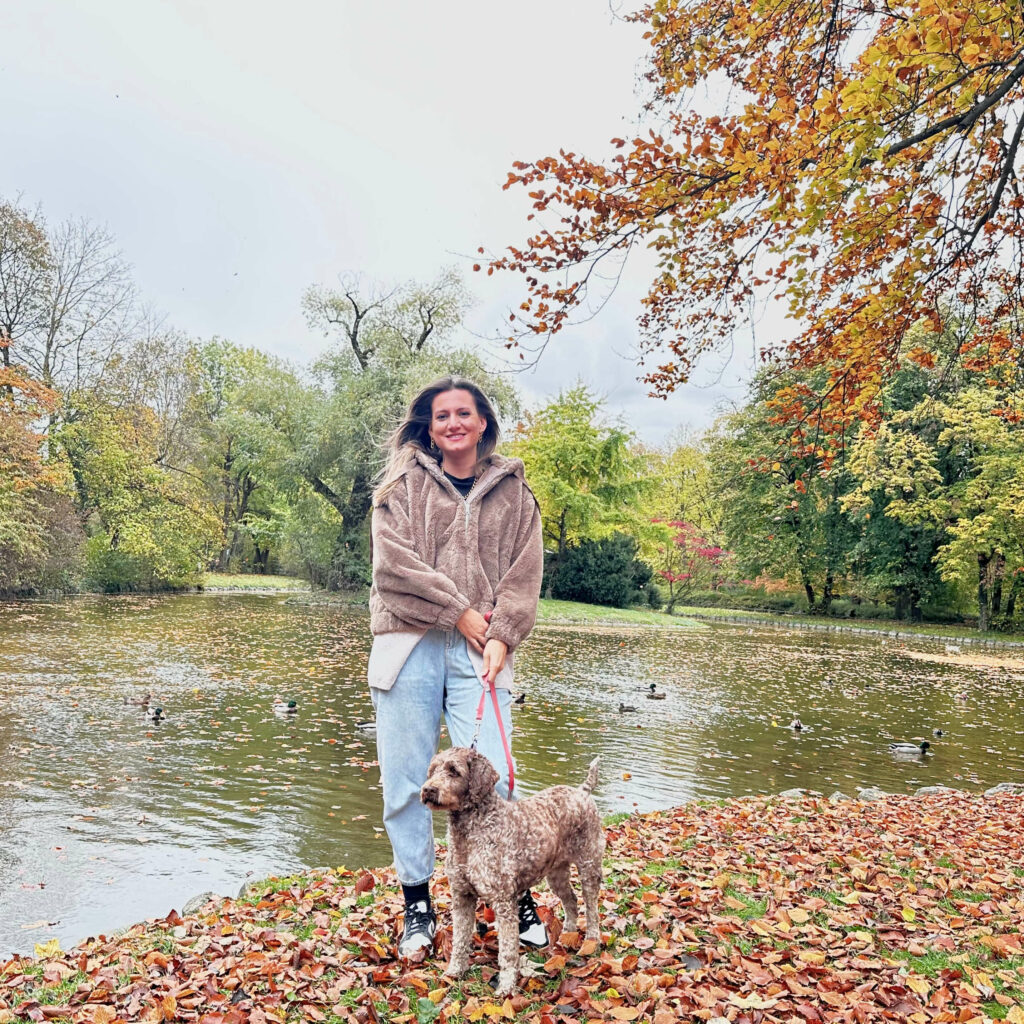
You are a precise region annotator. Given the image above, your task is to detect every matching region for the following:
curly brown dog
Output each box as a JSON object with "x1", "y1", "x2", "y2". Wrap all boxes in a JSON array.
[{"x1": 420, "y1": 747, "x2": 603, "y2": 996}]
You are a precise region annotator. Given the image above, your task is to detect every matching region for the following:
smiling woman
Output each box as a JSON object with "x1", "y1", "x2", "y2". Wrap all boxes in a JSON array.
[{"x1": 366, "y1": 374, "x2": 548, "y2": 958}]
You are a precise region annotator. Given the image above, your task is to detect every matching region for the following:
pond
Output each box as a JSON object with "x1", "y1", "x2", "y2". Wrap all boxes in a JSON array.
[{"x1": 2, "y1": 592, "x2": 1023, "y2": 955}]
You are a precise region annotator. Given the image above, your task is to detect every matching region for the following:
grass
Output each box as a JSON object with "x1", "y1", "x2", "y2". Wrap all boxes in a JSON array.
[
  {"x1": 201, "y1": 573, "x2": 309, "y2": 592},
  {"x1": 668, "y1": 603, "x2": 1024, "y2": 643},
  {"x1": 536, "y1": 598, "x2": 698, "y2": 628}
]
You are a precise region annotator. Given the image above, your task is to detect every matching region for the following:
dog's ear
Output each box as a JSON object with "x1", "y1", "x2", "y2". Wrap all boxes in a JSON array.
[{"x1": 466, "y1": 750, "x2": 500, "y2": 804}]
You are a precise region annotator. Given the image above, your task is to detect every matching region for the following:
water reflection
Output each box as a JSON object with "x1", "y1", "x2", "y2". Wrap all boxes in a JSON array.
[{"x1": 1, "y1": 593, "x2": 1022, "y2": 954}]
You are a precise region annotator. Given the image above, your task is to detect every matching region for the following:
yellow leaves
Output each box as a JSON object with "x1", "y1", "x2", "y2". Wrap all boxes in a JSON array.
[
  {"x1": 33, "y1": 937, "x2": 62, "y2": 958},
  {"x1": 1006, "y1": 1006, "x2": 1024, "y2": 1024},
  {"x1": 906, "y1": 975, "x2": 930, "y2": 997},
  {"x1": 901, "y1": 906, "x2": 917, "y2": 922},
  {"x1": 788, "y1": 908, "x2": 811, "y2": 924},
  {"x1": 466, "y1": 1000, "x2": 515, "y2": 1021}
]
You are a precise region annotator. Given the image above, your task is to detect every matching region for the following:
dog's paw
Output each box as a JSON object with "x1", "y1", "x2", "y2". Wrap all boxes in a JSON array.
[{"x1": 444, "y1": 962, "x2": 468, "y2": 981}]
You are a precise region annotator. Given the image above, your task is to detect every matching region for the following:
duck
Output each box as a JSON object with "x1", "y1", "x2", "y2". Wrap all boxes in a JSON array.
[
  {"x1": 355, "y1": 719, "x2": 377, "y2": 732},
  {"x1": 789, "y1": 718, "x2": 804, "y2": 732},
  {"x1": 123, "y1": 692, "x2": 152, "y2": 707},
  {"x1": 932, "y1": 728, "x2": 944, "y2": 738},
  {"x1": 646, "y1": 684, "x2": 666, "y2": 701},
  {"x1": 513, "y1": 692, "x2": 526, "y2": 705},
  {"x1": 273, "y1": 699, "x2": 298, "y2": 715},
  {"x1": 889, "y1": 740, "x2": 930, "y2": 754},
  {"x1": 618, "y1": 702, "x2": 638, "y2": 714},
  {"x1": 146, "y1": 706, "x2": 164, "y2": 723}
]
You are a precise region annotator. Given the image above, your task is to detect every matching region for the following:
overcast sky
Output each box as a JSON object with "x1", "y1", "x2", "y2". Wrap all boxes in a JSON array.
[{"x1": 4, "y1": 0, "x2": 755, "y2": 442}]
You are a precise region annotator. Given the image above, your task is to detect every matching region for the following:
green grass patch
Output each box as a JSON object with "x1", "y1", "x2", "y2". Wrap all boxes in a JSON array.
[
  {"x1": 723, "y1": 885, "x2": 768, "y2": 920},
  {"x1": 23, "y1": 971, "x2": 88, "y2": 1005},
  {"x1": 202, "y1": 573, "x2": 309, "y2": 592},
  {"x1": 536, "y1": 599, "x2": 699, "y2": 628},
  {"x1": 950, "y1": 888, "x2": 987, "y2": 903},
  {"x1": 647, "y1": 857, "x2": 683, "y2": 876},
  {"x1": 603, "y1": 812, "x2": 633, "y2": 826}
]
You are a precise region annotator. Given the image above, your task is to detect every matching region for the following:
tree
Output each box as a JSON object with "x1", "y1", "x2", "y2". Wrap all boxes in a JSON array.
[
  {"x1": 301, "y1": 270, "x2": 517, "y2": 589},
  {"x1": 54, "y1": 395, "x2": 219, "y2": 591},
  {"x1": 0, "y1": 341, "x2": 81, "y2": 592},
  {"x1": 493, "y1": 2, "x2": 1024, "y2": 433},
  {"x1": 845, "y1": 380, "x2": 1024, "y2": 630},
  {"x1": 0, "y1": 200, "x2": 136, "y2": 394},
  {"x1": 650, "y1": 520, "x2": 731, "y2": 613},
  {"x1": 508, "y1": 384, "x2": 650, "y2": 592},
  {"x1": 710, "y1": 374, "x2": 857, "y2": 612}
]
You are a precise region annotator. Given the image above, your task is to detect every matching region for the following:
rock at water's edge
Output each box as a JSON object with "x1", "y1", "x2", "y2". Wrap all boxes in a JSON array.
[{"x1": 985, "y1": 782, "x2": 1024, "y2": 797}]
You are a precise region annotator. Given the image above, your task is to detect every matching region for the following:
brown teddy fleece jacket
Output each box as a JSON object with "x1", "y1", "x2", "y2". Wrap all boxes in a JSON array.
[{"x1": 369, "y1": 450, "x2": 543, "y2": 652}]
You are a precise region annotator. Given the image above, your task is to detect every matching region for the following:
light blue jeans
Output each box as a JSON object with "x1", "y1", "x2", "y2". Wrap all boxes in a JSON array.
[{"x1": 371, "y1": 629, "x2": 515, "y2": 886}]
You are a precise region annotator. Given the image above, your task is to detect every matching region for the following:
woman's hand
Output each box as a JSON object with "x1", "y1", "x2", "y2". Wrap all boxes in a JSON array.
[
  {"x1": 456, "y1": 607, "x2": 489, "y2": 653},
  {"x1": 481, "y1": 638, "x2": 508, "y2": 685}
]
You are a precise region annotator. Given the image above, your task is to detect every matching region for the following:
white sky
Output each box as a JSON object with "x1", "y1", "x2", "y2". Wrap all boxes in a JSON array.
[{"x1": 4, "y1": 0, "x2": 756, "y2": 442}]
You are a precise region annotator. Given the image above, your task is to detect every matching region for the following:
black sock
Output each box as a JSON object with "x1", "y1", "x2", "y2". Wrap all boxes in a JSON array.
[{"x1": 403, "y1": 882, "x2": 430, "y2": 907}]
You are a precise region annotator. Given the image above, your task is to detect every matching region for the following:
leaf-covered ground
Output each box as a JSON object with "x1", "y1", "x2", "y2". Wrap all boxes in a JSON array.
[{"x1": 2, "y1": 791, "x2": 1022, "y2": 1024}]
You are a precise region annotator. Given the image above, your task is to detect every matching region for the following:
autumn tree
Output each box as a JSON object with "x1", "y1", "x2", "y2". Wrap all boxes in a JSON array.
[
  {"x1": 494, "y1": 1, "x2": 1024, "y2": 435},
  {"x1": 0, "y1": 341, "x2": 81, "y2": 592}
]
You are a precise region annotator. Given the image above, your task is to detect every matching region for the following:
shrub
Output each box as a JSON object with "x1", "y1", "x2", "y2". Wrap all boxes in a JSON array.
[{"x1": 550, "y1": 533, "x2": 654, "y2": 608}]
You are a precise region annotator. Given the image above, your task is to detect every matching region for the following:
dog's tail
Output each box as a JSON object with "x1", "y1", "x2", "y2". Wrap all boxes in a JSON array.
[{"x1": 579, "y1": 756, "x2": 600, "y2": 796}]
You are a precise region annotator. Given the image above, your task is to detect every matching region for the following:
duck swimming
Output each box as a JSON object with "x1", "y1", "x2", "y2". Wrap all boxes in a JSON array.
[
  {"x1": 147, "y1": 706, "x2": 164, "y2": 723},
  {"x1": 273, "y1": 699, "x2": 298, "y2": 714},
  {"x1": 123, "y1": 692, "x2": 152, "y2": 707},
  {"x1": 790, "y1": 718, "x2": 804, "y2": 732},
  {"x1": 355, "y1": 719, "x2": 377, "y2": 732},
  {"x1": 889, "y1": 740, "x2": 930, "y2": 754},
  {"x1": 646, "y1": 684, "x2": 666, "y2": 701},
  {"x1": 618, "y1": 702, "x2": 638, "y2": 713}
]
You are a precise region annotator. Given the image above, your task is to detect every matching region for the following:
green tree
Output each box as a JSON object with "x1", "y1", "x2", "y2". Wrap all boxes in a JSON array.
[
  {"x1": 301, "y1": 270, "x2": 517, "y2": 588},
  {"x1": 710, "y1": 375, "x2": 856, "y2": 613},
  {"x1": 509, "y1": 384, "x2": 650, "y2": 595},
  {"x1": 54, "y1": 395, "x2": 219, "y2": 591}
]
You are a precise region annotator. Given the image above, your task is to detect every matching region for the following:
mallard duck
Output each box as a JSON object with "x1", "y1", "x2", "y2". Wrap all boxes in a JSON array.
[
  {"x1": 790, "y1": 718, "x2": 804, "y2": 732},
  {"x1": 355, "y1": 719, "x2": 377, "y2": 732},
  {"x1": 146, "y1": 706, "x2": 164, "y2": 723},
  {"x1": 932, "y1": 728, "x2": 944, "y2": 738},
  {"x1": 889, "y1": 740, "x2": 930, "y2": 754},
  {"x1": 273, "y1": 699, "x2": 298, "y2": 715},
  {"x1": 645, "y1": 683, "x2": 666, "y2": 701},
  {"x1": 618, "y1": 702, "x2": 638, "y2": 714},
  {"x1": 513, "y1": 692, "x2": 526, "y2": 705},
  {"x1": 123, "y1": 692, "x2": 152, "y2": 707}
]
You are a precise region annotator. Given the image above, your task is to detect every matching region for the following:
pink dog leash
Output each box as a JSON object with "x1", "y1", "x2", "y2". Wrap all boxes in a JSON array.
[{"x1": 470, "y1": 612, "x2": 515, "y2": 796}]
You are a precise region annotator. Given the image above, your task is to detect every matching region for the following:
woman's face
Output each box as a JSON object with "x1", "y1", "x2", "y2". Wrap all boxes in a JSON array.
[{"x1": 428, "y1": 388, "x2": 487, "y2": 464}]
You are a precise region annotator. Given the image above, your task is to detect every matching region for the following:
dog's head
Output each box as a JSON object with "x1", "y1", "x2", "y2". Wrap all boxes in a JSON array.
[{"x1": 420, "y1": 746, "x2": 499, "y2": 812}]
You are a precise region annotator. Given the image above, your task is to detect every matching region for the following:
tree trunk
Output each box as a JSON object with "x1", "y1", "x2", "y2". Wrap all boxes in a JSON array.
[
  {"x1": 801, "y1": 572, "x2": 815, "y2": 611},
  {"x1": 821, "y1": 572, "x2": 834, "y2": 614},
  {"x1": 977, "y1": 551, "x2": 992, "y2": 631},
  {"x1": 991, "y1": 552, "x2": 1006, "y2": 616}
]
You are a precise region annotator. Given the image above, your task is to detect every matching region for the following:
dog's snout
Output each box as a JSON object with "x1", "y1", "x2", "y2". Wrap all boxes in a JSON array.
[{"x1": 421, "y1": 785, "x2": 438, "y2": 804}]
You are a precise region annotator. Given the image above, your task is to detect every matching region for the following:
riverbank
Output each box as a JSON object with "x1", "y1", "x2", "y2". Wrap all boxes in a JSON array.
[
  {"x1": 670, "y1": 606, "x2": 1024, "y2": 648},
  {"x1": 3, "y1": 789, "x2": 1022, "y2": 1024},
  {"x1": 217, "y1": 573, "x2": 1024, "y2": 643}
]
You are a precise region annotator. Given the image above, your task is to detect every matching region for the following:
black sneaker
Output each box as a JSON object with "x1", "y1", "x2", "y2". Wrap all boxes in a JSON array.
[
  {"x1": 398, "y1": 899, "x2": 436, "y2": 957},
  {"x1": 518, "y1": 891, "x2": 549, "y2": 948}
]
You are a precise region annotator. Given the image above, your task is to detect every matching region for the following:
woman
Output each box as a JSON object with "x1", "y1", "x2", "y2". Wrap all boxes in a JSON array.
[{"x1": 368, "y1": 375, "x2": 546, "y2": 957}]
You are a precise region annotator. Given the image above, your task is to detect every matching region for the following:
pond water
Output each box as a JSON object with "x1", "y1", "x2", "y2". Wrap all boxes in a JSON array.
[{"x1": 1, "y1": 592, "x2": 1023, "y2": 955}]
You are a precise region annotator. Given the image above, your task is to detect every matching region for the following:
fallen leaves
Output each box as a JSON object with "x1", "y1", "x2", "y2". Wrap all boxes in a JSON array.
[{"x1": 2, "y1": 792, "x2": 1023, "y2": 1024}]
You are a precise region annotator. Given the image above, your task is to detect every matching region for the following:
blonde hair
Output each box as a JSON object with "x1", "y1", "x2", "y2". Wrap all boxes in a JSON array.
[{"x1": 373, "y1": 376, "x2": 501, "y2": 506}]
